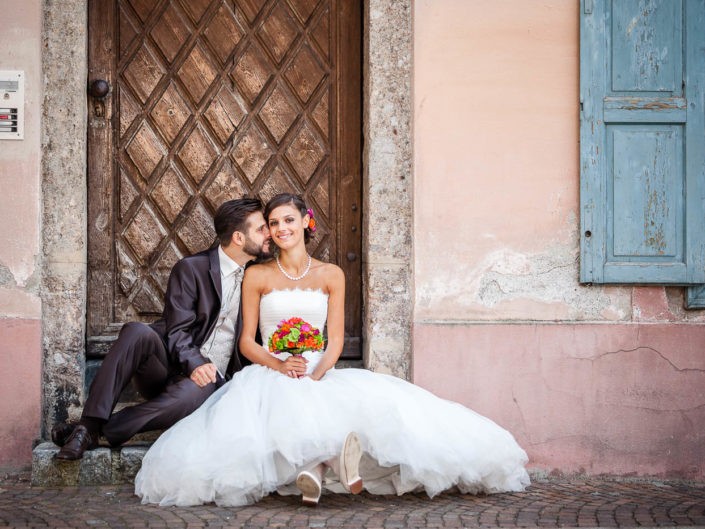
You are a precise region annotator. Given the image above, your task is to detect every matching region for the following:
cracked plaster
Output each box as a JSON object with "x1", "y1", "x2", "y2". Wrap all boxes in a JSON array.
[
  {"x1": 0, "y1": 263, "x2": 15, "y2": 287},
  {"x1": 417, "y1": 242, "x2": 632, "y2": 322},
  {"x1": 414, "y1": 322, "x2": 705, "y2": 477}
]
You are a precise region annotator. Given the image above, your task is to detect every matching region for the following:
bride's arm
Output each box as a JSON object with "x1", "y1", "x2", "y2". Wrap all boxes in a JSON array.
[
  {"x1": 309, "y1": 265, "x2": 345, "y2": 381},
  {"x1": 239, "y1": 267, "x2": 308, "y2": 377}
]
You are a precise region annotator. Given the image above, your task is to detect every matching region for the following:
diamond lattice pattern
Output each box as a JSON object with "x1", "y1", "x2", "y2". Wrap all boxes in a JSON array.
[{"x1": 115, "y1": 0, "x2": 334, "y2": 317}]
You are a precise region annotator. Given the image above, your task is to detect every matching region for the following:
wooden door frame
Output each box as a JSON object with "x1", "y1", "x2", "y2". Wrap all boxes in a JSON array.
[{"x1": 39, "y1": 0, "x2": 413, "y2": 434}]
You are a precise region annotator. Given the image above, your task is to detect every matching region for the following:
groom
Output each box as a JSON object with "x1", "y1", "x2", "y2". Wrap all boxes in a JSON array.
[{"x1": 52, "y1": 197, "x2": 304, "y2": 460}]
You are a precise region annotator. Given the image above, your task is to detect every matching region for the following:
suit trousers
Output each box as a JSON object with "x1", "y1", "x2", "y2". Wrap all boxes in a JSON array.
[{"x1": 82, "y1": 322, "x2": 219, "y2": 446}]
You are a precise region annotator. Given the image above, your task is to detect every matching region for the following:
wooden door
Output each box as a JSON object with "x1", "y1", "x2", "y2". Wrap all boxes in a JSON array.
[{"x1": 87, "y1": 0, "x2": 362, "y2": 358}]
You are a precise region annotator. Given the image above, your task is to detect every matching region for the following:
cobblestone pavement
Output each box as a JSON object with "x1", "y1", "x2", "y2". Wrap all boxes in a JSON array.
[{"x1": 1, "y1": 472, "x2": 704, "y2": 528}]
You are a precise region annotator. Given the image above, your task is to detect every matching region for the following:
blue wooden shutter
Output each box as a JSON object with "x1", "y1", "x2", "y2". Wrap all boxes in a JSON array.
[
  {"x1": 686, "y1": 285, "x2": 705, "y2": 308},
  {"x1": 580, "y1": 0, "x2": 705, "y2": 284}
]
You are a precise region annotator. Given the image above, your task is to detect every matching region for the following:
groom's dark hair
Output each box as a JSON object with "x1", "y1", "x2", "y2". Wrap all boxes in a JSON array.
[{"x1": 214, "y1": 197, "x2": 263, "y2": 246}]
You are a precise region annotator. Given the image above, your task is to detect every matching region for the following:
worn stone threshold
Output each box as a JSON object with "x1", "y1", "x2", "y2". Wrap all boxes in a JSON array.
[{"x1": 32, "y1": 442, "x2": 148, "y2": 486}]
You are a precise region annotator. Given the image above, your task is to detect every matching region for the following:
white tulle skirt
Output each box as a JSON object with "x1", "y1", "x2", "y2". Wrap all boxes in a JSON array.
[{"x1": 135, "y1": 353, "x2": 530, "y2": 506}]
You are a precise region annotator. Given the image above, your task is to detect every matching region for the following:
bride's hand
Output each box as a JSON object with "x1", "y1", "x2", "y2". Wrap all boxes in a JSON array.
[{"x1": 278, "y1": 355, "x2": 308, "y2": 378}]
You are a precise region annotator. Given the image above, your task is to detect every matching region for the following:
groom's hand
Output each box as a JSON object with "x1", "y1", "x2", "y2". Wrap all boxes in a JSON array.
[{"x1": 190, "y1": 363, "x2": 217, "y2": 387}]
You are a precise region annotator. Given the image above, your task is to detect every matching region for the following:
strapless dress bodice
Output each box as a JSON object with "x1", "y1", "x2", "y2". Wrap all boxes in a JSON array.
[{"x1": 259, "y1": 289, "x2": 329, "y2": 374}]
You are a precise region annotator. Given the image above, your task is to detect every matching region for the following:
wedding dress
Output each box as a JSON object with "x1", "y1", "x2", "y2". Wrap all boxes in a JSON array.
[{"x1": 135, "y1": 288, "x2": 530, "y2": 506}]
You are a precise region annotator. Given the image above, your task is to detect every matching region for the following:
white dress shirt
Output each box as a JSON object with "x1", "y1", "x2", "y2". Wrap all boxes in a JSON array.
[{"x1": 199, "y1": 246, "x2": 244, "y2": 376}]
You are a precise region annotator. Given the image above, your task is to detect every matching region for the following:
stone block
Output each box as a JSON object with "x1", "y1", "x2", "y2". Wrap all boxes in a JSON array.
[
  {"x1": 32, "y1": 442, "x2": 79, "y2": 486},
  {"x1": 364, "y1": 263, "x2": 412, "y2": 378},
  {"x1": 78, "y1": 447, "x2": 112, "y2": 485},
  {"x1": 112, "y1": 446, "x2": 147, "y2": 483},
  {"x1": 31, "y1": 442, "x2": 149, "y2": 486}
]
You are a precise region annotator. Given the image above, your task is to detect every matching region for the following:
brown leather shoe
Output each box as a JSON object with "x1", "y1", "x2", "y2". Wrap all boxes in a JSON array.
[
  {"x1": 50, "y1": 422, "x2": 76, "y2": 447},
  {"x1": 55, "y1": 425, "x2": 98, "y2": 460}
]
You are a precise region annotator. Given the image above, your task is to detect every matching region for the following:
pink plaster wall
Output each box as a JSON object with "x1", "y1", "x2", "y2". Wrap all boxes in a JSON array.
[
  {"x1": 0, "y1": 320, "x2": 42, "y2": 470},
  {"x1": 0, "y1": 0, "x2": 43, "y2": 470},
  {"x1": 412, "y1": 0, "x2": 705, "y2": 477},
  {"x1": 413, "y1": 323, "x2": 705, "y2": 478},
  {"x1": 412, "y1": 0, "x2": 635, "y2": 321}
]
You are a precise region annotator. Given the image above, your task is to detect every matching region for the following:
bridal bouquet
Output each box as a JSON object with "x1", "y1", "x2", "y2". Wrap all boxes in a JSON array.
[{"x1": 268, "y1": 317, "x2": 324, "y2": 355}]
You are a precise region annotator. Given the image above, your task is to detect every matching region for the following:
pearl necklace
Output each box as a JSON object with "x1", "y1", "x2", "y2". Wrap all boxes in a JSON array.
[{"x1": 276, "y1": 254, "x2": 312, "y2": 281}]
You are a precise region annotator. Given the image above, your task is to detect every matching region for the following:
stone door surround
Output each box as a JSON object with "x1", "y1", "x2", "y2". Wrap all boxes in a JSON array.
[{"x1": 39, "y1": 0, "x2": 413, "y2": 435}]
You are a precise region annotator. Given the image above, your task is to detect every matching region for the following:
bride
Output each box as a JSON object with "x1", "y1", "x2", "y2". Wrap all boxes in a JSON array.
[{"x1": 135, "y1": 193, "x2": 530, "y2": 507}]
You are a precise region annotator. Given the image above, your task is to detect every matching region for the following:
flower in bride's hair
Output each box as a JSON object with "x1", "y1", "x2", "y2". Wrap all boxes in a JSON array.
[
  {"x1": 306, "y1": 208, "x2": 317, "y2": 233},
  {"x1": 269, "y1": 317, "x2": 324, "y2": 355}
]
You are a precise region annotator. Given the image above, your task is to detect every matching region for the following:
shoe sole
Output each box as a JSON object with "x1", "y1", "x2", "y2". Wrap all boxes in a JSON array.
[
  {"x1": 54, "y1": 441, "x2": 98, "y2": 460},
  {"x1": 54, "y1": 452, "x2": 83, "y2": 461},
  {"x1": 340, "y1": 432, "x2": 363, "y2": 494},
  {"x1": 296, "y1": 471, "x2": 321, "y2": 506}
]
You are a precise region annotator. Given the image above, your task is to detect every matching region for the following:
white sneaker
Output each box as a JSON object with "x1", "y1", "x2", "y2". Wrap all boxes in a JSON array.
[
  {"x1": 296, "y1": 469, "x2": 322, "y2": 506},
  {"x1": 339, "y1": 432, "x2": 363, "y2": 494}
]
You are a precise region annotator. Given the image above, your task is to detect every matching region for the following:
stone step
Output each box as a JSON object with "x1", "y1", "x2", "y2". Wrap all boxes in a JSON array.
[
  {"x1": 32, "y1": 442, "x2": 148, "y2": 486},
  {"x1": 31, "y1": 358, "x2": 156, "y2": 486}
]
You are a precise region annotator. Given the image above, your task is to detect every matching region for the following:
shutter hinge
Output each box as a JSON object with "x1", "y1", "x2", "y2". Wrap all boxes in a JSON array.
[{"x1": 584, "y1": 0, "x2": 593, "y2": 14}]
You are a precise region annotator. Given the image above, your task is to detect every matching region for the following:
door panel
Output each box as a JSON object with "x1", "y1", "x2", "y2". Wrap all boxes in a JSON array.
[{"x1": 87, "y1": 0, "x2": 362, "y2": 358}]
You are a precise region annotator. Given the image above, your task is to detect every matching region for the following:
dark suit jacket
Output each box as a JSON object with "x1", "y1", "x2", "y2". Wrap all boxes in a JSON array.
[{"x1": 150, "y1": 246, "x2": 251, "y2": 380}]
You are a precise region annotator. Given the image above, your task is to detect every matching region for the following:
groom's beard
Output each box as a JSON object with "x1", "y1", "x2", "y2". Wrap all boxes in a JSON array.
[{"x1": 244, "y1": 237, "x2": 273, "y2": 261}]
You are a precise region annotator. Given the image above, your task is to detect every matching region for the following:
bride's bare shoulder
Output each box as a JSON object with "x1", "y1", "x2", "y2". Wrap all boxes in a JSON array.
[
  {"x1": 316, "y1": 261, "x2": 344, "y2": 283},
  {"x1": 244, "y1": 260, "x2": 278, "y2": 283}
]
